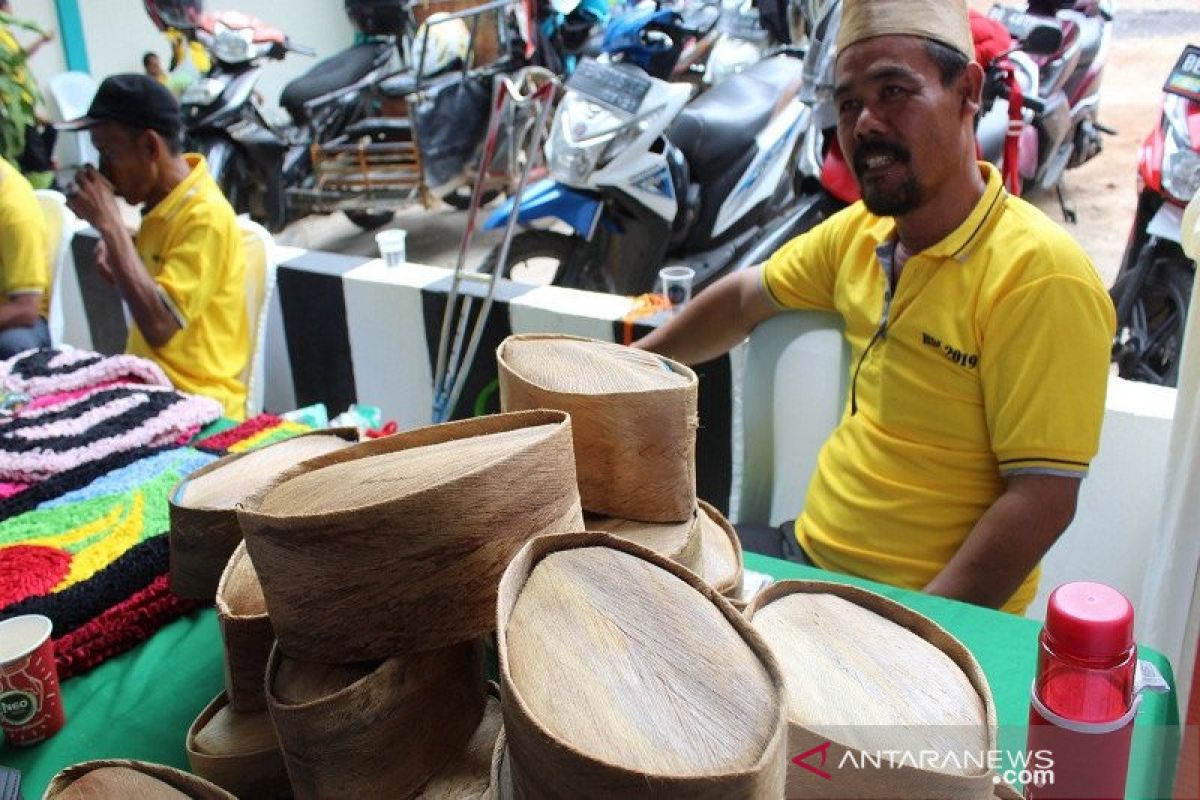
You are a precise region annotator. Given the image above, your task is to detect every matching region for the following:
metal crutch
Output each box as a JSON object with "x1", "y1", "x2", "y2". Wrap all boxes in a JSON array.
[{"x1": 431, "y1": 66, "x2": 558, "y2": 423}]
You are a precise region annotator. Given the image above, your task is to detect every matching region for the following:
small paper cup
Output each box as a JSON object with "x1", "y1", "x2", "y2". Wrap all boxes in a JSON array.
[
  {"x1": 375, "y1": 229, "x2": 408, "y2": 267},
  {"x1": 0, "y1": 614, "x2": 65, "y2": 745}
]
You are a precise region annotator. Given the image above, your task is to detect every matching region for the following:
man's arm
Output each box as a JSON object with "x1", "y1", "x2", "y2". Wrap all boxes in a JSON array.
[
  {"x1": 67, "y1": 167, "x2": 180, "y2": 347},
  {"x1": 632, "y1": 266, "x2": 783, "y2": 365},
  {"x1": 0, "y1": 294, "x2": 41, "y2": 330},
  {"x1": 923, "y1": 474, "x2": 1080, "y2": 609}
]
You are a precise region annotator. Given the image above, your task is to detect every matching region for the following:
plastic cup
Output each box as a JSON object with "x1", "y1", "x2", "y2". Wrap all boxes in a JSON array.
[
  {"x1": 0, "y1": 614, "x2": 65, "y2": 746},
  {"x1": 659, "y1": 266, "x2": 695, "y2": 310},
  {"x1": 375, "y1": 229, "x2": 408, "y2": 268}
]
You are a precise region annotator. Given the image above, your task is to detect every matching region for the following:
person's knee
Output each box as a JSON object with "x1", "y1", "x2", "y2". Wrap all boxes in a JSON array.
[{"x1": 0, "y1": 320, "x2": 50, "y2": 359}]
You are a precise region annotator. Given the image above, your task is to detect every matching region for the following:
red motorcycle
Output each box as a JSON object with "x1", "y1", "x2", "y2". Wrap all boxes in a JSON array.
[{"x1": 1111, "y1": 44, "x2": 1200, "y2": 386}]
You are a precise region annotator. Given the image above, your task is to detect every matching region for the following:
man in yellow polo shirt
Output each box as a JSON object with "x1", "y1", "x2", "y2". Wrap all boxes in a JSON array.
[
  {"x1": 0, "y1": 154, "x2": 50, "y2": 357},
  {"x1": 635, "y1": 0, "x2": 1115, "y2": 614},
  {"x1": 61, "y1": 74, "x2": 249, "y2": 418}
]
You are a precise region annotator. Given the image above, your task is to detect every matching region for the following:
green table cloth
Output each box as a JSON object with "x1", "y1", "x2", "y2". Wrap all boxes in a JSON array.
[{"x1": 1, "y1": 553, "x2": 1181, "y2": 798}]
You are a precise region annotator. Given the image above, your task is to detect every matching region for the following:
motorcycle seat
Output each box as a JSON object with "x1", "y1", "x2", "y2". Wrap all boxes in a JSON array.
[
  {"x1": 668, "y1": 55, "x2": 804, "y2": 175},
  {"x1": 281, "y1": 42, "x2": 391, "y2": 123},
  {"x1": 378, "y1": 59, "x2": 464, "y2": 98}
]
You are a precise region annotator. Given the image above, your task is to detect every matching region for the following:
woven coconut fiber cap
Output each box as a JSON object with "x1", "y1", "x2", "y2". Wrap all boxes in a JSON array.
[
  {"x1": 169, "y1": 428, "x2": 358, "y2": 599},
  {"x1": 186, "y1": 691, "x2": 290, "y2": 799},
  {"x1": 415, "y1": 684, "x2": 504, "y2": 799},
  {"x1": 497, "y1": 334, "x2": 698, "y2": 523},
  {"x1": 584, "y1": 499, "x2": 743, "y2": 598},
  {"x1": 744, "y1": 581, "x2": 1005, "y2": 799},
  {"x1": 237, "y1": 410, "x2": 583, "y2": 662},
  {"x1": 497, "y1": 532, "x2": 787, "y2": 799},
  {"x1": 214, "y1": 541, "x2": 274, "y2": 711},
  {"x1": 265, "y1": 639, "x2": 486, "y2": 799},
  {"x1": 837, "y1": 0, "x2": 974, "y2": 61},
  {"x1": 44, "y1": 760, "x2": 235, "y2": 799}
]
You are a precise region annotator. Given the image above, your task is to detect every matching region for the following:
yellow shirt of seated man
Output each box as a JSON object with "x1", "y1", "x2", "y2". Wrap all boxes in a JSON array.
[
  {"x1": 128, "y1": 153, "x2": 249, "y2": 418},
  {"x1": 0, "y1": 155, "x2": 49, "y2": 316}
]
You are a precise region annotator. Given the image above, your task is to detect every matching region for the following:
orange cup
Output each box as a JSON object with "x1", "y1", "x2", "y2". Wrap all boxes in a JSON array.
[{"x1": 0, "y1": 614, "x2": 65, "y2": 746}]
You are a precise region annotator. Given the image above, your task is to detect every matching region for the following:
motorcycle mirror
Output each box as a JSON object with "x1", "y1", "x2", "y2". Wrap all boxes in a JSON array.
[{"x1": 1023, "y1": 23, "x2": 1063, "y2": 56}]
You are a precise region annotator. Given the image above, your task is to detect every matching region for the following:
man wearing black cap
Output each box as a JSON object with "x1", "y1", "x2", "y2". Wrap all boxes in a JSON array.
[{"x1": 62, "y1": 74, "x2": 249, "y2": 418}]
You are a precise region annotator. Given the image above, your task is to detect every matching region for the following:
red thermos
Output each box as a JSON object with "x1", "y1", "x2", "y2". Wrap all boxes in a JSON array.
[{"x1": 1024, "y1": 582, "x2": 1165, "y2": 800}]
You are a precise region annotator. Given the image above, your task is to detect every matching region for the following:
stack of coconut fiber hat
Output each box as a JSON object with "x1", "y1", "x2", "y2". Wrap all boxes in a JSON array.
[
  {"x1": 230, "y1": 410, "x2": 583, "y2": 799},
  {"x1": 496, "y1": 334, "x2": 745, "y2": 600}
]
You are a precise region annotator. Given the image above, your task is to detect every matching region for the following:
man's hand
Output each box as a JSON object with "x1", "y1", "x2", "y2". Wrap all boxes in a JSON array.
[
  {"x1": 93, "y1": 239, "x2": 115, "y2": 285},
  {"x1": 66, "y1": 166, "x2": 123, "y2": 236}
]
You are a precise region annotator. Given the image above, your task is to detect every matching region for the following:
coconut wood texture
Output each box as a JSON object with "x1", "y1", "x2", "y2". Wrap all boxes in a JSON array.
[
  {"x1": 44, "y1": 760, "x2": 235, "y2": 799},
  {"x1": 497, "y1": 532, "x2": 786, "y2": 799},
  {"x1": 214, "y1": 542, "x2": 275, "y2": 710},
  {"x1": 266, "y1": 640, "x2": 487, "y2": 800},
  {"x1": 168, "y1": 429, "x2": 358, "y2": 599},
  {"x1": 186, "y1": 692, "x2": 290, "y2": 799},
  {"x1": 237, "y1": 411, "x2": 583, "y2": 661},
  {"x1": 415, "y1": 687, "x2": 503, "y2": 799},
  {"x1": 497, "y1": 335, "x2": 698, "y2": 523},
  {"x1": 744, "y1": 581, "x2": 1002, "y2": 799}
]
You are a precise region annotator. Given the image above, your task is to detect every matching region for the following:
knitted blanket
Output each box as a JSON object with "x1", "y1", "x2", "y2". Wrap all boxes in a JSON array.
[{"x1": 0, "y1": 348, "x2": 308, "y2": 678}]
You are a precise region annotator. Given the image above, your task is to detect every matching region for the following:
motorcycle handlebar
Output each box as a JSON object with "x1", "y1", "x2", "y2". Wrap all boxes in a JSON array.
[{"x1": 287, "y1": 40, "x2": 317, "y2": 57}]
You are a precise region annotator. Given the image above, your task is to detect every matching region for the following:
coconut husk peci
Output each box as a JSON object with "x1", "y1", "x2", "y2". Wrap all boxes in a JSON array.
[
  {"x1": 169, "y1": 428, "x2": 359, "y2": 599},
  {"x1": 497, "y1": 334, "x2": 698, "y2": 524},
  {"x1": 266, "y1": 639, "x2": 487, "y2": 800},
  {"x1": 497, "y1": 532, "x2": 787, "y2": 799},
  {"x1": 415, "y1": 684, "x2": 503, "y2": 799},
  {"x1": 238, "y1": 411, "x2": 583, "y2": 662},
  {"x1": 44, "y1": 759, "x2": 235, "y2": 799},
  {"x1": 744, "y1": 581, "x2": 1003, "y2": 799},
  {"x1": 584, "y1": 500, "x2": 743, "y2": 598},
  {"x1": 186, "y1": 691, "x2": 290, "y2": 798},
  {"x1": 214, "y1": 541, "x2": 274, "y2": 711}
]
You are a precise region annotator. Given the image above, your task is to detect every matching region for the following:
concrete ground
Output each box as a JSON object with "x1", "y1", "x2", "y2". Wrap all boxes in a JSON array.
[{"x1": 278, "y1": 1, "x2": 1200, "y2": 289}]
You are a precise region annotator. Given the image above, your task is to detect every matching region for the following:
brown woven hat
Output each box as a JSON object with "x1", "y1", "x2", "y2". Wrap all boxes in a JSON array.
[
  {"x1": 214, "y1": 542, "x2": 274, "y2": 711},
  {"x1": 584, "y1": 499, "x2": 743, "y2": 598},
  {"x1": 237, "y1": 411, "x2": 583, "y2": 662},
  {"x1": 497, "y1": 334, "x2": 698, "y2": 523},
  {"x1": 169, "y1": 429, "x2": 358, "y2": 599},
  {"x1": 497, "y1": 532, "x2": 787, "y2": 798},
  {"x1": 44, "y1": 759, "x2": 235, "y2": 799},
  {"x1": 265, "y1": 639, "x2": 486, "y2": 799},
  {"x1": 744, "y1": 581, "x2": 1004, "y2": 799},
  {"x1": 837, "y1": 0, "x2": 974, "y2": 60},
  {"x1": 186, "y1": 691, "x2": 290, "y2": 799}
]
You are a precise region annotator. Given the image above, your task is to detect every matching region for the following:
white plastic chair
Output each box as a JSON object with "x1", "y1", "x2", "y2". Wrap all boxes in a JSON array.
[
  {"x1": 34, "y1": 190, "x2": 77, "y2": 347},
  {"x1": 236, "y1": 216, "x2": 278, "y2": 418},
  {"x1": 46, "y1": 72, "x2": 100, "y2": 172}
]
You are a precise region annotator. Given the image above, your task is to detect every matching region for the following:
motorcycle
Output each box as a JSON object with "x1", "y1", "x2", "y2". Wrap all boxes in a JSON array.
[
  {"x1": 1110, "y1": 43, "x2": 1200, "y2": 387},
  {"x1": 480, "y1": 2, "x2": 824, "y2": 295},
  {"x1": 704, "y1": 0, "x2": 803, "y2": 86}
]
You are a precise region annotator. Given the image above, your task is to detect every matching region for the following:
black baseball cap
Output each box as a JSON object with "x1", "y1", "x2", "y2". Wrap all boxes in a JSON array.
[{"x1": 56, "y1": 73, "x2": 183, "y2": 136}]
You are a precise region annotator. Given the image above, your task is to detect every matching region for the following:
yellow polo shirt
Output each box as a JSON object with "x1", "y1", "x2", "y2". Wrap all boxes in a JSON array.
[
  {"x1": 763, "y1": 163, "x2": 1115, "y2": 614},
  {"x1": 130, "y1": 154, "x2": 249, "y2": 418},
  {"x1": 0, "y1": 155, "x2": 49, "y2": 316}
]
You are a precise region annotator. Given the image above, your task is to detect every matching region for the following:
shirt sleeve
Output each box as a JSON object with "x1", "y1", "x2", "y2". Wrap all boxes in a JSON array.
[
  {"x1": 152, "y1": 216, "x2": 229, "y2": 328},
  {"x1": 0, "y1": 206, "x2": 49, "y2": 300},
  {"x1": 982, "y1": 273, "x2": 1116, "y2": 477},
  {"x1": 760, "y1": 212, "x2": 842, "y2": 312}
]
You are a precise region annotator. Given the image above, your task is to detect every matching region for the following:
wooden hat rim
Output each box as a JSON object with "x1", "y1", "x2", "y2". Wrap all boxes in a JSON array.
[
  {"x1": 214, "y1": 541, "x2": 268, "y2": 623},
  {"x1": 185, "y1": 691, "x2": 281, "y2": 759},
  {"x1": 44, "y1": 759, "x2": 237, "y2": 799}
]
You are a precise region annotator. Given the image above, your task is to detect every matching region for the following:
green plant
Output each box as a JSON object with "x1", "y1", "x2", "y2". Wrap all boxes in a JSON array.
[{"x1": 0, "y1": 11, "x2": 47, "y2": 162}]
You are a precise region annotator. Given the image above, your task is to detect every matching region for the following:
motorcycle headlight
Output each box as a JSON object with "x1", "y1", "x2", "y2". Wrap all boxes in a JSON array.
[
  {"x1": 547, "y1": 96, "x2": 637, "y2": 185},
  {"x1": 180, "y1": 77, "x2": 226, "y2": 106},
  {"x1": 1162, "y1": 130, "x2": 1200, "y2": 204},
  {"x1": 212, "y1": 27, "x2": 255, "y2": 64}
]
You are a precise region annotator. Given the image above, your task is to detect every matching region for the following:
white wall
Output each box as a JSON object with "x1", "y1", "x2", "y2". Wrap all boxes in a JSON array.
[
  {"x1": 21, "y1": 0, "x2": 355, "y2": 115},
  {"x1": 6, "y1": 0, "x2": 65, "y2": 86}
]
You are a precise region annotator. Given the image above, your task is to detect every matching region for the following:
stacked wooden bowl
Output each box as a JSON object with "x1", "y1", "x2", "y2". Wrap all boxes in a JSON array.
[
  {"x1": 498, "y1": 335, "x2": 746, "y2": 600},
  {"x1": 227, "y1": 410, "x2": 583, "y2": 799}
]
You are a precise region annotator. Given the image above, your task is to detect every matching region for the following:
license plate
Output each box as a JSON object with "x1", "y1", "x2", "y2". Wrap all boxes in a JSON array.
[
  {"x1": 566, "y1": 60, "x2": 652, "y2": 115},
  {"x1": 1164, "y1": 44, "x2": 1200, "y2": 103}
]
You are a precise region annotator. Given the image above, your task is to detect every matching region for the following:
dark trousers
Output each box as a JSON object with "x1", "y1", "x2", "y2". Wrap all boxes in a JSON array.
[
  {"x1": 733, "y1": 519, "x2": 813, "y2": 566},
  {"x1": 0, "y1": 317, "x2": 50, "y2": 359}
]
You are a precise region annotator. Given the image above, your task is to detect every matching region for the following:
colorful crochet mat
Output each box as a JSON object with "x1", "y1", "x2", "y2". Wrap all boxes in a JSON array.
[{"x1": 0, "y1": 348, "x2": 311, "y2": 678}]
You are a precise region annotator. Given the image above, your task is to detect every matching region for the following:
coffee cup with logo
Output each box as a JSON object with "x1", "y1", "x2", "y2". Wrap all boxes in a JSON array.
[{"x1": 0, "y1": 614, "x2": 65, "y2": 746}]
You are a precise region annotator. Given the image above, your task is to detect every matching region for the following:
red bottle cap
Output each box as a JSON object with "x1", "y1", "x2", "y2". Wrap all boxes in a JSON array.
[{"x1": 1045, "y1": 582, "x2": 1135, "y2": 661}]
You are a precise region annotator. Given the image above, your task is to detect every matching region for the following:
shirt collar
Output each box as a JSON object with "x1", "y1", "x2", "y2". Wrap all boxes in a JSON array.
[
  {"x1": 864, "y1": 162, "x2": 1007, "y2": 262},
  {"x1": 143, "y1": 154, "x2": 207, "y2": 222}
]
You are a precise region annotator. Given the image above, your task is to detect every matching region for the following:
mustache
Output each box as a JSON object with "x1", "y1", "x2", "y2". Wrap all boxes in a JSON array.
[{"x1": 852, "y1": 140, "x2": 911, "y2": 176}]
